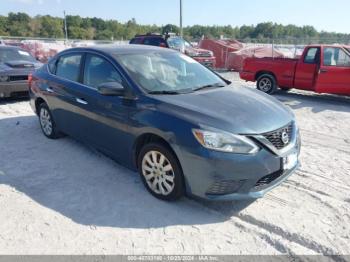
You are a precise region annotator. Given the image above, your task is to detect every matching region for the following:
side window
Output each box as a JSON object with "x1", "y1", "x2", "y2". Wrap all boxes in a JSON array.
[
  {"x1": 56, "y1": 54, "x2": 82, "y2": 82},
  {"x1": 323, "y1": 47, "x2": 350, "y2": 67},
  {"x1": 130, "y1": 38, "x2": 142, "y2": 44},
  {"x1": 83, "y1": 54, "x2": 122, "y2": 89},
  {"x1": 143, "y1": 37, "x2": 166, "y2": 47},
  {"x1": 304, "y1": 48, "x2": 319, "y2": 64}
]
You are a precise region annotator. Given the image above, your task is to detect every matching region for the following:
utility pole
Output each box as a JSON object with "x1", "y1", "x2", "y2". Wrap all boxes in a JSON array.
[
  {"x1": 63, "y1": 10, "x2": 68, "y2": 42},
  {"x1": 180, "y1": 0, "x2": 183, "y2": 37}
]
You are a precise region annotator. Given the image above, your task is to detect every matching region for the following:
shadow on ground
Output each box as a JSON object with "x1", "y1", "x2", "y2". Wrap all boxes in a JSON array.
[
  {"x1": 0, "y1": 96, "x2": 29, "y2": 105},
  {"x1": 273, "y1": 90, "x2": 350, "y2": 114},
  {"x1": 0, "y1": 115, "x2": 254, "y2": 229}
]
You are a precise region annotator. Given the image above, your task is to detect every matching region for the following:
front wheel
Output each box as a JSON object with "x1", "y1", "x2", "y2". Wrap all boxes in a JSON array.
[
  {"x1": 257, "y1": 74, "x2": 277, "y2": 94},
  {"x1": 138, "y1": 143, "x2": 185, "y2": 201}
]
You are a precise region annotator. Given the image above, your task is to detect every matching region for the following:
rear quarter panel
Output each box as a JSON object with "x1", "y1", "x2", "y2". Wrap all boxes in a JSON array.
[{"x1": 242, "y1": 57, "x2": 298, "y2": 88}]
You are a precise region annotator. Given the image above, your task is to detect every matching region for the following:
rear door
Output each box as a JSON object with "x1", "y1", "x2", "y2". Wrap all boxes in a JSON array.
[
  {"x1": 294, "y1": 47, "x2": 320, "y2": 90},
  {"x1": 45, "y1": 52, "x2": 87, "y2": 140},
  {"x1": 315, "y1": 46, "x2": 350, "y2": 95}
]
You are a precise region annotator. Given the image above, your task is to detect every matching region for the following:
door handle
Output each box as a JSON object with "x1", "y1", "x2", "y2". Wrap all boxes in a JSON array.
[
  {"x1": 46, "y1": 87, "x2": 54, "y2": 93},
  {"x1": 319, "y1": 69, "x2": 328, "y2": 73},
  {"x1": 76, "y1": 98, "x2": 88, "y2": 105}
]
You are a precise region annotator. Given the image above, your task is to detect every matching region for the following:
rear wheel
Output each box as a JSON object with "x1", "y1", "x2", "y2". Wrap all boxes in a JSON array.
[
  {"x1": 38, "y1": 103, "x2": 61, "y2": 139},
  {"x1": 257, "y1": 74, "x2": 277, "y2": 94},
  {"x1": 138, "y1": 143, "x2": 184, "y2": 201}
]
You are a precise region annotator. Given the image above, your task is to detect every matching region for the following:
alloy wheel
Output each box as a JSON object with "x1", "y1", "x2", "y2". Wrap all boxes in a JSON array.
[
  {"x1": 40, "y1": 107, "x2": 53, "y2": 136},
  {"x1": 258, "y1": 78, "x2": 273, "y2": 92},
  {"x1": 141, "y1": 150, "x2": 175, "y2": 196}
]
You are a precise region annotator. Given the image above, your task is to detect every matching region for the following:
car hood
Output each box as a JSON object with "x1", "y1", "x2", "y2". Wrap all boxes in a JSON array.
[
  {"x1": 0, "y1": 60, "x2": 42, "y2": 73},
  {"x1": 4, "y1": 60, "x2": 36, "y2": 68},
  {"x1": 185, "y1": 46, "x2": 213, "y2": 56},
  {"x1": 154, "y1": 86, "x2": 294, "y2": 135}
]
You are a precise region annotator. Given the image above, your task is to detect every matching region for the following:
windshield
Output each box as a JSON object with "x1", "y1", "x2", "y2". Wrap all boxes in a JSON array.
[
  {"x1": 167, "y1": 37, "x2": 192, "y2": 50},
  {"x1": 116, "y1": 51, "x2": 226, "y2": 93},
  {"x1": 0, "y1": 49, "x2": 37, "y2": 63}
]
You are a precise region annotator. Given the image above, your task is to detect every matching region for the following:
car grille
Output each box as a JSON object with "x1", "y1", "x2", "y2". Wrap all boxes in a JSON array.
[
  {"x1": 262, "y1": 122, "x2": 293, "y2": 150},
  {"x1": 9, "y1": 75, "x2": 28, "y2": 82},
  {"x1": 206, "y1": 180, "x2": 245, "y2": 195},
  {"x1": 254, "y1": 170, "x2": 283, "y2": 189},
  {"x1": 197, "y1": 52, "x2": 212, "y2": 57}
]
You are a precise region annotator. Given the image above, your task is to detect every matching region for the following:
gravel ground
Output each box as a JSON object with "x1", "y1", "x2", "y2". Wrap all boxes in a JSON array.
[{"x1": 0, "y1": 72, "x2": 349, "y2": 255}]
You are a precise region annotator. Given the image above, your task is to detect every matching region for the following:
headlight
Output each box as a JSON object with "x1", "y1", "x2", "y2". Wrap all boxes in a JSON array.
[
  {"x1": 193, "y1": 129, "x2": 259, "y2": 154},
  {"x1": 186, "y1": 50, "x2": 199, "y2": 57},
  {"x1": 0, "y1": 75, "x2": 9, "y2": 82}
]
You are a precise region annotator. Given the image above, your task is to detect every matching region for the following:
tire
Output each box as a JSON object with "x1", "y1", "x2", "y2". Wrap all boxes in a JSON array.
[
  {"x1": 257, "y1": 74, "x2": 277, "y2": 94},
  {"x1": 137, "y1": 143, "x2": 185, "y2": 201},
  {"x1": 38, "y1": 102, "x2": 61, "y2": 139}
]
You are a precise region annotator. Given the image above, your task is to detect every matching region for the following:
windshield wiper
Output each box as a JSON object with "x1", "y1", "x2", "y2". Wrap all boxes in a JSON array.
[
  {"x1": 193, "y1": 83, "x2": 226, "y2": 92},
  {"x1": 148, "y1": 90, "x2": 183, "y2": 95}
]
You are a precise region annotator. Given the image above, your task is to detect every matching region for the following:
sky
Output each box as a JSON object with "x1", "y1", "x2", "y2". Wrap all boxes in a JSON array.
[{"x1": 1, "y1": 0, "x2": 350, "y2": 33}]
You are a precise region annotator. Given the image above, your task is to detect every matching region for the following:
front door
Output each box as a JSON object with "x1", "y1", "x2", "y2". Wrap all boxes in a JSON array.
[
  {"x1": 78, "y1": 53, "x2": 135, "y2": 163},
  {"x1": 315, "y1": 46, "x2": 350, "y2": 95},
  {"x1": 294, "y1": 47, "x2": 320, "y2": 90}
]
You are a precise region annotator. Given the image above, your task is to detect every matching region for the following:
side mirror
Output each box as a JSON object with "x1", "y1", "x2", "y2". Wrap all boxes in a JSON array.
[{"x1": 97, "y1": 82, "x2": 125, "y2": 96}]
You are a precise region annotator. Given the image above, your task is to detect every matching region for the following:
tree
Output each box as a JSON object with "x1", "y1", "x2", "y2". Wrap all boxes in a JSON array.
[
  {"x1": 39, "y1": 15, "x2": 64, "y2": 38},
  {"x1": 0, "y1": 16, "x2": 8, "y2": 36},
  {"x1": 6, "y1": 12, "x2": 31, "y2": 36},
  {"x1": 162, "y1": 24, "x2": 179, "y2": 35},
  {"x1": 0, "y1": 12, "x2": 349, "y2": 43}
]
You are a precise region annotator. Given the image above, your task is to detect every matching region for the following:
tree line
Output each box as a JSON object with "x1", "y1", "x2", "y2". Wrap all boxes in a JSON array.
[{"x1": 1, "y1": 12, "x2": 349, "y2": 44}]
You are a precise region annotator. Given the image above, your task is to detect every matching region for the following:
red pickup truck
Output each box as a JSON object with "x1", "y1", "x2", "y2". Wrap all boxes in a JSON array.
[{"x1": 240, "y1": 45, "x2": 350, "y2": 95}]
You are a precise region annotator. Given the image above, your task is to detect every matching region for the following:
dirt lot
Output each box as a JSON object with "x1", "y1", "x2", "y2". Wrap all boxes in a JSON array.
[{"x1": 0, "y1": 72, "x2": 349, "y2": 255}]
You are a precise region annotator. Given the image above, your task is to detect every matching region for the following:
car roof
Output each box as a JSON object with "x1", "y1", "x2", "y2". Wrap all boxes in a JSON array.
[
  {"x1": 133, "y1": 34, "x2": 163, "y2": 38},
  {"x1": 63, "y1": 44, "x2": 175, "y2": 55}
]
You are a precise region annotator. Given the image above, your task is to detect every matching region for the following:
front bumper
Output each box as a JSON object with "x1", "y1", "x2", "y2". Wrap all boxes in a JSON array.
[
  {"x1": 0, "y1": 81, "x2": 29, "y2": 98},
  {"x1": 174, "y1": 141, "x2": 300, "y2": 201}
]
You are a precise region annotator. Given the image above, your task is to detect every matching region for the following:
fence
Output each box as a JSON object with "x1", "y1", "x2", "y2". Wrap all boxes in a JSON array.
[
  {"x1": 1, "y1": 36, "x2": 349, "y2": 69},
  {"x1": 0, "y1": 36, "x2": 128, "y2": 62}
]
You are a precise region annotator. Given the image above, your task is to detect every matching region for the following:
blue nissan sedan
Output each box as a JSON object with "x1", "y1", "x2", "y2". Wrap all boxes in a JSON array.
[{"x1": 29, "y1": 45, "x2": 301, "y2": 201}]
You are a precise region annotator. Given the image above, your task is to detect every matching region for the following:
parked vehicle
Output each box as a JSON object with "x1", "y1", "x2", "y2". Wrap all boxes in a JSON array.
[
  {"x1": 29, "y1": 45, "x2": 300, "y2": 201},
  {"x1": 130, "y1": 34, "x2": 216, "y2": 68},
  {"x1": 240, "y1": 45, "x2": 350, "y2": 95},
  {"x1": 0, "y1": 46, "x2": 42, "y2": 98}
]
